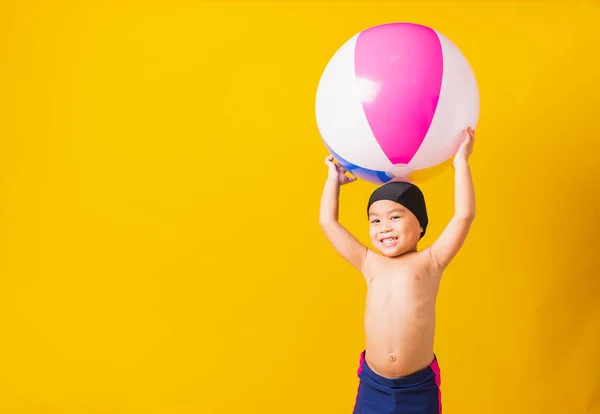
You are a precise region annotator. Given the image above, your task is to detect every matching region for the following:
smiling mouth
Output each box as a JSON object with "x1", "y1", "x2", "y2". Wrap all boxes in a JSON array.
[{"x1": 380, "y1": 237, "x2": 398, "y2": 247}]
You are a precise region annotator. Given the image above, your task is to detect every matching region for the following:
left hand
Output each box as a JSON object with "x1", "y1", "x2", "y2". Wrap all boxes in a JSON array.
[
  {"x1": 453, "y1": 127, "x2": 475, "y2": 167},
  {"x1": 325, "y1": 155, "x2": 357, "y2": 185}
]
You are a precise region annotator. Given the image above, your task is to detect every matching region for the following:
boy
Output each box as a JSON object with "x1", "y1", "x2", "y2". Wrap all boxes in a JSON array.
[{"x1": 319, "y1": 128, "x2": 476, "y2": 414}]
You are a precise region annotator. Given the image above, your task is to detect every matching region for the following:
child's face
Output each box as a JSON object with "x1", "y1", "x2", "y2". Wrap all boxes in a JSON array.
[{"x1": 368, "y1": 200, "x2": 423, "y2": 257}]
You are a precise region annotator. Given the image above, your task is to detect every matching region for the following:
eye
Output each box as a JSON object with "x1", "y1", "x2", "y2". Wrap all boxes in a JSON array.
[
  {"x1": 391, "y1": 215, "x2": 401, "y2": 220},
  {"x1": 370, "y1": 219, "x2": 380, "y2": 224}
]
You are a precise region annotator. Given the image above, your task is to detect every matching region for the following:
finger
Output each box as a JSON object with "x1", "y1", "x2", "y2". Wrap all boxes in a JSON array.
[{"x1": 333, "y1": 160, "x2": 345, "y2": 171}]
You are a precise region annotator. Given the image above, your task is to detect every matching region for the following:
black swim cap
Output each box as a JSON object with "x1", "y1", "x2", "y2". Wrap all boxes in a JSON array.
[{"x1": 367, "y1": 181, "x2": 428, "y2": 238}]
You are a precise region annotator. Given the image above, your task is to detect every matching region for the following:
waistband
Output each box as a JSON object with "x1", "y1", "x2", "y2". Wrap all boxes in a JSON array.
[{"x1": 358, "y1": 352, "x2": 440, "y2": 389}]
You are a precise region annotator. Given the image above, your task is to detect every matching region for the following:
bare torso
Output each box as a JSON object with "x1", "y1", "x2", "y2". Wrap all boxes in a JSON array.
[{"x1": 362, "y1": 247, "x2": 442, "y2": 378}]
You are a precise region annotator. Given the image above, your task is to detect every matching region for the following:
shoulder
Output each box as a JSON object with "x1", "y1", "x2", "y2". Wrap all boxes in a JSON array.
[
  {"x1": 420, "y1": 247, "x2": 438, "y2": 268},
  {"x1": 421, "y1": 247, "x2": 435, "y2": 262},
  {"x1": 361, "y1": 248, "x2": 382, "y2": 282},
  {"x1": 420, "y1": 247, "x2": 445, "y2": 277}
]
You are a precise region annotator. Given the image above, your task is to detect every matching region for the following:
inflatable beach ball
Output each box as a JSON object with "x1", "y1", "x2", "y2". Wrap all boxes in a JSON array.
[{"x1": 315, "y1": 22, "x2": 480, "y2": 184}]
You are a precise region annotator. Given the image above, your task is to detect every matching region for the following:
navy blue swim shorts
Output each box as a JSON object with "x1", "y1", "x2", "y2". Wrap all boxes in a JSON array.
[{"x1": 353, "y1": 352, "x2": 442, "y2": 414}]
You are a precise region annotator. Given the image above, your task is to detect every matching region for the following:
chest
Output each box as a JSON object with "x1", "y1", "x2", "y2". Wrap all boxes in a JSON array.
[
  {"x1": 364, "y1": 252, "x2": 440, "y2": 291},
  {"x1": 367, "y1": 252, "x2": 428, "y2": 276}
]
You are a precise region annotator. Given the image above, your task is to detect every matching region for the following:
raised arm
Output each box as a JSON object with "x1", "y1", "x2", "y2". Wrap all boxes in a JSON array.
[
  {"x1": 319, "y1": 156, "x2": 368, "y2": 271},
  {"x1": 430, "y1": 128, "x2": 476, "y2": 269}
]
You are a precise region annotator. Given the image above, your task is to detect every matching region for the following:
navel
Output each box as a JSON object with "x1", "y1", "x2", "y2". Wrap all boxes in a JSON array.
[{"x1": 388, "y1": 354, "x2": 396, "y2": 362}]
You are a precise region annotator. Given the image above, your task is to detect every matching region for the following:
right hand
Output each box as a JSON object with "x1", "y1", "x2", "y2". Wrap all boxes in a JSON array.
[
  {"x1": 453, "y1": 127, "x2": 475, "y2": 168},
  {"x1": 325, "y1": 155, "x2": 357, "y2": 185}
]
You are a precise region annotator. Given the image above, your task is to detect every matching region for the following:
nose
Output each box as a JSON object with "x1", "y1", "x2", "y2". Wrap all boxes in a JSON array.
[{"x1": 379, "y1": 222, "x2": 391, "y2": 232}]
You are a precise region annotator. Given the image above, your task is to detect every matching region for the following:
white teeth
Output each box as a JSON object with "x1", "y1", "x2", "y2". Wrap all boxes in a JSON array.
[{"x1": 381, "y1": 238, "x2": 397, "y2": 245}]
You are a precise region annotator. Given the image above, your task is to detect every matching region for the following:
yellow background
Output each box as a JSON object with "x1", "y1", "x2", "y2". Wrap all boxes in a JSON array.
[{"x1": 1, "y1": 1, "x2": 599, "y2": 413}]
